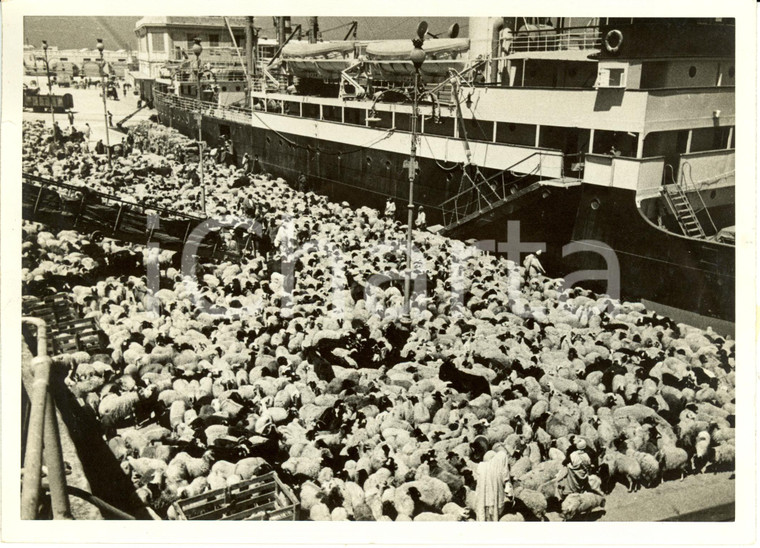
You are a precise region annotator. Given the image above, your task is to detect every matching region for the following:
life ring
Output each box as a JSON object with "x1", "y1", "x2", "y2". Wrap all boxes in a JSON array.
[{"x1": 604, "y1": 29, "x2": 624, "y2": 54}]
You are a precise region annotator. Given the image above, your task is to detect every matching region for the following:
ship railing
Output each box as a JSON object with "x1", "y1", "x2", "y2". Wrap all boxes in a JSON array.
[
  {"x1": 508, "y1": 25, "x2": 602, "y2": 53},
  {"x1": 155, "y1": 90, "x2": 252, "y2": 124},
  {"x1": 441, "y1": 151, "x2": 556, "y2": 228},
  {"x1": 174, "y1": 73, "x2": 247, "y2": 83}
]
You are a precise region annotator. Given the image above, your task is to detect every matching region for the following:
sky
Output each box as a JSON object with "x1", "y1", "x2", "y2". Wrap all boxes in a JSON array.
[{"x1": 23, "y1": 16, "x2": 469, "y2": 51}]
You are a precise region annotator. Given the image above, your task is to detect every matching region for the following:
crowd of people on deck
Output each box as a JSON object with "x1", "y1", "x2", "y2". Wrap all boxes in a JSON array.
[{"x1": 21, "y1": 119, "x2": 736, "y2": 521}]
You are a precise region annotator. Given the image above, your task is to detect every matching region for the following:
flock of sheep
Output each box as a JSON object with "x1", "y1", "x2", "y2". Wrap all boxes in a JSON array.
[{"x1": 22, "y1": 120, "x2": 736, "y2": 521}]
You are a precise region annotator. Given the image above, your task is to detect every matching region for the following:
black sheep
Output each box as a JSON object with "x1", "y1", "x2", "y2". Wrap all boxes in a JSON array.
[{"x1": 438, "y1": 361, "x2": 490, "y2": 397}]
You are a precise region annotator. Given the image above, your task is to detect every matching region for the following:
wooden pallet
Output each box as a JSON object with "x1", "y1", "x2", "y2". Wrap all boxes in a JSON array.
[
  {"x1": 172, "y1": 472, "x2": 299, "y2": 521},
  {"x1": 22, "y1": 293, "x2": 76, "y2": 326},
  {"x1": 49, "y1": 318, "x2": 105, "y2": 355}
]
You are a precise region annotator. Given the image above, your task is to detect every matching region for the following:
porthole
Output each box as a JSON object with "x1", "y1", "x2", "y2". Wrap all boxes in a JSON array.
[
  {"x1": 266, "y1": 136, "x2": 271, "y2": 144},
  {"x1": 728, "y1": 66, "x2": 735, "y2": 78},
  {"x1": 279, "y1": 139, "x2": 284, "y2": 147},
  {"x1": 221, "y1": 86, "x2": 227, "y2": 92},
  {"x1": 385, "y1": 160, "x2": 392, "y2": 169},
  {"x1": 710, "y1": 190, "x2": 717, "y2": 199},
  {"x1": 688, "y1": 66, "x2": 697, "y2": 78},
  {"x1": 590, "y1": 198, "x2": 601, "y2": 210},
  {"x1": 366, "y1": 157, "x2": 372, "y2": 166}
]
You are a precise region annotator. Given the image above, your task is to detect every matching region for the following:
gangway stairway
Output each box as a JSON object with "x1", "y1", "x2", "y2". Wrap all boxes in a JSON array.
[
  {"x1": 661, "y1": 163, "x2": 722, "y2": 240},
  {"x1": 440, "y1": 152, "x2": 578, "y2": 234},
  {"x1": 115, "y1": 104, "x2": 147, "y2": 131},
  {"x1": 663, "y1": 183, "x2": 706, "y2": 239}
]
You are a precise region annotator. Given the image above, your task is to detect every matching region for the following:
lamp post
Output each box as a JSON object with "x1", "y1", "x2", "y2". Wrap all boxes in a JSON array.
[
  {"x1": 96, "y1": 38, "x2": 111, "y2": 168},
  {"x1": 403, "y1": 37, "x2": 426, "y2": 319},
  {"x1": 41, "y1": 41, "x2": 56, "y2": 141},
  {"x1": 192, "y1": 38, "x2": 207, "y2": 216}
]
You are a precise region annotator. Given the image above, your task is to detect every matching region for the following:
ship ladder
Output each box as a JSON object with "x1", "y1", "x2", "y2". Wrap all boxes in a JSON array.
[{"x1": 662, "y1": 167, "x2": 706, "y2": 239}]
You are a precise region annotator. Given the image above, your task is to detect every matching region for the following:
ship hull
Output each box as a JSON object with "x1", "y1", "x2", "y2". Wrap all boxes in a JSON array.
[{"x1": 155, "y1": 100, "x2": 735, "y2": 324}]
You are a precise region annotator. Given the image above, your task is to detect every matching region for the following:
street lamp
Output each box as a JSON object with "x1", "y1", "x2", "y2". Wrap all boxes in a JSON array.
[
  {"x1": 403, "y1": 34, "x2": 426, "y2": 319},
  {"x1": 41, "y1": 41, "x2": 56, "y2": 140},
  {"x1": 192, "y1": 38, "x2": 206, "y2": 216},
  {"x1": 96, "y1": 38, "x2": 112, "y2": 168}
]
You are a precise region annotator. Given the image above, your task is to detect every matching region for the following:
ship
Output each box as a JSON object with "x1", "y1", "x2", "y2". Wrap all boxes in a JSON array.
[{"x1": 141, "y1": 16, "x2": 736, "y2": 330}]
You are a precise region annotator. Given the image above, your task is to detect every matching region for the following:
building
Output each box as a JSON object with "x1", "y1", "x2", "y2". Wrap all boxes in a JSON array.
[
  {"x1": 23, "y1": 45, "x2": 136, "y2": 79},
  {"x1": 134, "y1": 16, "x2": 258, "y2": 79}
]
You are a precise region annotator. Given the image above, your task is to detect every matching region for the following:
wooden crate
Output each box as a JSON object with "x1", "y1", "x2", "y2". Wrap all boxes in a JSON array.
[
  {"x1": 22, "y1": 293, "x2": 76, "y2": 326},
  {"x1": 172, "y1": 472, "x2": 299, "y2": 521},
  {"x1": 22, "y1": 299, "x2": 57, "y2": 327},
  {"x1": 50, "y1": 318, "x2": 105, "y2": 355}
]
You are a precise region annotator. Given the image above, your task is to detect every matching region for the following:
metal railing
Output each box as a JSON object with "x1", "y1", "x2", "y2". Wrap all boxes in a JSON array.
[
  {"x1": 154, "y1": 89, "x2": 252, "y2": 125},
  {"x1": 510, "y1": 26, "x2": 602, "y2": 52},
  {"x1": 680, "y1": 162, "x2": 719, "y2": 235}
]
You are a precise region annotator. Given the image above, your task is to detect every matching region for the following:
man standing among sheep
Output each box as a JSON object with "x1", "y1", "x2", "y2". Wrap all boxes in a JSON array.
[
  {"x1": 384, "y1": 197, "x2": 396, "y2": 220},
  {"x1": 523, "y1": 249, "x2": 546, "y2": 283},
  {"x1": 475, "y1": 443, "x2": 512, "y2": 521}
]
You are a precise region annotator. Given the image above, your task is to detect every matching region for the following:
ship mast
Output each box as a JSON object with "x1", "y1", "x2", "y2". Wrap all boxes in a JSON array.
[{"x1": 308, "y1": 17, "x2": 319, "y2": 43}]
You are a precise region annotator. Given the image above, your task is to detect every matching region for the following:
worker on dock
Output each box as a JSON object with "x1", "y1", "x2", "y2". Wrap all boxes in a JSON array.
[
  {"x1": 415, "y1": 205, "x2": 427, "y2": 231},
  {"x1": 385, "y1": 197, "x2": 396, "y2": 220}
]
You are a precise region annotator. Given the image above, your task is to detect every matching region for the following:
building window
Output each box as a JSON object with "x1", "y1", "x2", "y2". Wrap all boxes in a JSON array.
[
  {"x1": 118, "y1": 58, "x2": 126, "y2": 62},
  {"x1": 323, "y1": 105, "x2": 342, "y2": 122},
  {"x1": 423, "y1": 116, "x2": 455, "y2": 137},
  {"x1": 59, "y1": 57, "x2": 68, "y2": 61},
  {"x1": 151, "y1": 32, "x2": 165, "y2": 52},
  {"x1": 302, "y1": 103, "x2": 320, "y2": 119},
  {"x1": 233, "y1": 35, "x2": 246, "y2": 49},
  {"x1": 495, "y1": 122, "x2": 536, "y2": 146},
  {"x1": 83, "y1": 58, "x2": 91, "y2": 62},
  {"x1": 367, "y1": 110, "x2": 392, "y2": 129},
  {"x1": 463, "y1": 119, "x2": 494, "y2": 143},
  {"x1": 344, "y1": 107, "x2": 365, "y2": 126},
  {"x1": 209, "y1": 34, "x2": 220, "y2": 47},
  {"x1": 283, "y1": 101, "x2": 301, "y2": 116}
]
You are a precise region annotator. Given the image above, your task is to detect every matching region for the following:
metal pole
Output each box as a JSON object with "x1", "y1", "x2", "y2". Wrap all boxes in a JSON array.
[
  {"x1": 20, "y1": 318, "x2": 52, "y2": 520},
  {"x1": 42, "y1": 391, "x2": 72, "y2": 519},
  {"x1": 246, "y1": 16, "x2": 254, "y2": 93},
  {"x1": 403, "y1": 69, "x2": 419, "y2": 318},
  {"x1": 309, "y1": 17, "x2": 319, "y2": 44},
  {"x1": 43, "y1": 45, "x2": 55, "y2": 140},
  {"x1": 99, "y1": 48, "x2": 112, "y2": 168},
  {"x1": 197, "y1": 56, "x2": 206, "y2": 216}
]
